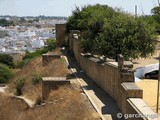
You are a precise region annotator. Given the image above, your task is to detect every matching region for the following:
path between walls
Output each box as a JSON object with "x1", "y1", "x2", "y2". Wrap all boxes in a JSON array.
[{"x1": 62, "y1": 55, "x2": 121, "y2": 120}]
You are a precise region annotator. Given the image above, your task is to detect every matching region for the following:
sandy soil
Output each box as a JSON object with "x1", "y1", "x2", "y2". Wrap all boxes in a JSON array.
[
  {"x1": 133, "y1": 49, "x2": 160, "y2": 113},
  {"x1": 136, "y1": 79, "x2": 159, "y2": 113}
]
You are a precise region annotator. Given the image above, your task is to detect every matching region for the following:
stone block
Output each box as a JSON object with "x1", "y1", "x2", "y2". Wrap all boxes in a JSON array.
[
  {"x1": 124, "y1": 61, "x2": 133, "y2": 69},
  {"x1": 56, "y1": 24, "x2": 66, "y2": 46},
  {"x1": 121, "y1": 73, "x2": 134, "y2": 82},
  {"x1": 120, "y1": 82, "x2": 143, "y2": 114},
  {"x1": 42, "y1": 54, "x2": 61, "y2": 66},
  {"x1": 127, "y1": 98, "x2": 158, "y2": 120},
  {"x1": 42, "y1": 77, "x2": 70, "y2": 100}
]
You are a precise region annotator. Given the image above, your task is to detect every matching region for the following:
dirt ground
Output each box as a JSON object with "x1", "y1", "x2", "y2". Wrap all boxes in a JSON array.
[
  {"x1": 0, "y1": 49, "x2": 100, "y2": 120},
  {"x1": 134, "y1": 49, "x2": 160, "y2": 113},
  {"x1": 132, "y1": 50, "x2": 159, "y2": 69},
  {"x1": 136, "y1": 79, "x2": 159, "y2": 113}
]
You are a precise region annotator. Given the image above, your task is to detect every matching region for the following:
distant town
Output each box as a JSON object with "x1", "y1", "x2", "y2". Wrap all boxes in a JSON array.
[{"x1": 0, "y1": 15, "x2": 67, "y2": 54}]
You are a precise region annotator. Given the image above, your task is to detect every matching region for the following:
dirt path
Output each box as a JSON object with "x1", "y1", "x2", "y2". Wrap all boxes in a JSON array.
[{"x1": 63, "y1": 55, "x2": 121, "y2": 120}]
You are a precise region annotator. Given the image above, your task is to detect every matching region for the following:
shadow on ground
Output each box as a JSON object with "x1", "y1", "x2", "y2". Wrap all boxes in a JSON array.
[{"x1": 64, "y1": 49, "x2": 123, "y2": 120}]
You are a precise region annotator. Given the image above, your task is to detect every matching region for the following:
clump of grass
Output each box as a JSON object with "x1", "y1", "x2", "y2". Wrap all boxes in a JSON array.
[
  {"x1": 32, "y1": 73, "x2": 42, "y2": 85},
  {"x1": 15, "y1": 78, "x2": 25, "y2": 96}
]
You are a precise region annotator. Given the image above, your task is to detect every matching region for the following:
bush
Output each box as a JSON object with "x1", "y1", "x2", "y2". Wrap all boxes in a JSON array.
[
  {"x1": 15, "y1": 78, "x2": 25, "y2": 96},
  {"x1": 0, "y1": 54, "x2": 14, "y2": 68},
  {"x1": 66, "y1": 4, "x2": 156, "y2": 60},
  {"x1": 46, "y1": 39, "x2": 57, "y2": 51},
  {"x1": 21, "y1": 39, "x2": 57, "y2": 67},
  {"x1": 0, "y1": 64, "x2": 14, "y2": 83},
  {"x1": 32, "y1": 73, "x2": 42, "y2": 85}
]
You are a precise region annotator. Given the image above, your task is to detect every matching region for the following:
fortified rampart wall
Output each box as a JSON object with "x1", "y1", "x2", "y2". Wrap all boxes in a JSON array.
[{"x1": 56, "y1": 25, "x2": 158, "y2": 120}]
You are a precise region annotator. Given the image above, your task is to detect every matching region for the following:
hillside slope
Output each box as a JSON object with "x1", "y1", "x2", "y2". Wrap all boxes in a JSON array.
[{"x1": 0, "y1": 53, "x2": 100, "y2": 120}]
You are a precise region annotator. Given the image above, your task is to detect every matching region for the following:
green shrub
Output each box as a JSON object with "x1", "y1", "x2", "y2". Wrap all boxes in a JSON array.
[
  {"x1": 19, "y1": 59, "x2": 30, "y2": 68},
  {"x1": 15, "y1": 78, "x2": 25, "y2": 96},
  {"x1": 21, "y1": 39, "x2": 57, "y2": 67},
  {"x1": 0, "y1": 54, "x2": 14, "y2": 68},
  {"x1": 46, "y1": 39, "x2": 57, "y2": 51},
  {"x1": 66, "y1": 4, "x2": 156, "y2": 60},
  {"x1": 32, "y1": 73, "x2": 42, "y2": 85},
  {"x1": 0, "y1": 64, "x2": 14, "y2": 83}
]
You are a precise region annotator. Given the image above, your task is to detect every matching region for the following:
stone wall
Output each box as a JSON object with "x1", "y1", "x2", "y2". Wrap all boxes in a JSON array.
[
  {"x1": 42, "y1": 53, "x2": 61, "y2": 66},
  {"x1": 42, "y1": 77, "x2": 70, "y2": 100},
  {"x1": 55, "y1": 24, "x2": 66, "y2": 46},
  {"x1": 57, "y1": 26, "x2": 158, "y2": 120}
]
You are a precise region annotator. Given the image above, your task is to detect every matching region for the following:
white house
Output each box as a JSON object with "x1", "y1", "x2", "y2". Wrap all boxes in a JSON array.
[
  {"x1": 0, "y1": 46, "x2": 6, "y2": 53},
  {"x1": 31, "y1": 38, "x2": 44, "y2": 49}
]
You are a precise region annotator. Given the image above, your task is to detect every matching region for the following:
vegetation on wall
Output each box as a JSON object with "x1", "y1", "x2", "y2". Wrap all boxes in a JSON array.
[{"x1": 66, "y1": 4, "x2": 157, "y2": 60}]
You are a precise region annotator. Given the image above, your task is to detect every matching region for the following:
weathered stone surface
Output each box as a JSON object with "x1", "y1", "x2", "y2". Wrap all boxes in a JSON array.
[
  {"x1": 124, "y1": 61, "x2": 133, "y2": 69},
  {"x1": 120, "y1": 82, "x2": 143, "y2": 114},
  {"x1": 121, "y1": 73, "x2": 134, "y2": 82},
  {"x1": 127, "y1": 98, "x2": 158, "y2": 120},
  {"x1": 56, "y1": 24, "x2": 66, "y2": 46},
  {"x1": 42, "y1": 54, "x2": 61, "y2": 66},
  {"x1": 42, "y1": 77, "x2": 70, "y2": 100}
]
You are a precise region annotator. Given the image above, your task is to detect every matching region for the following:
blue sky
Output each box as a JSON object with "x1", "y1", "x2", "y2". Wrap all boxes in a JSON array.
[{"x1": 0, "y1": 0, "x2": 159, "y2": 16}]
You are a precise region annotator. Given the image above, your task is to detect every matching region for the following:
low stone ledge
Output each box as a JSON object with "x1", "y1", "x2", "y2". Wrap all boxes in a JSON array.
[
  {"x1": 127, "y1": 98, "x2": 158, "y2": 120},
  {"x1": 120, "y1": 82, "x2": 143, "y2": 114},
  {"x1": 42, "y1": 54, "x2": 61, "y2": 66},
  {"x1": 121, "y1": 73, "x2": 134, "y2": 82},
  {"x1": 124, "y1": 61, "x2": 133, "y2": 69},
  {"x1": 42, "y1": 77, "x2": 70, "y2": 100},
  {"x1": 121, "y1": 82, "x2": 143, "y2": 98}
]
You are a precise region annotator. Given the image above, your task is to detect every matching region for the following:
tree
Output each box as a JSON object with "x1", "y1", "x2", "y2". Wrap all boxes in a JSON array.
[
  {"x1": 151, "y1": 6, "x2": 160, "y2": 25},
  {"x1": 0, "y1": 19, "x2": 14, "y2": 27},
  {"x1": 66, "y1": 4, "x2": 156, "y2": 60},
  {"x1": 0, "y1": 64, "x2": 14, "y2": 83},
  {"x1": 0, "y1": 54, "x2": 14, "y2": 68}
]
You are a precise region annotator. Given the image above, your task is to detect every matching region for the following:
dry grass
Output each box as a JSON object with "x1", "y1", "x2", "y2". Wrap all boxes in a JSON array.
[
  {"x1": 0, "y1": 85, "x2": 100, "y2": 120},
  {"x1": 0, "y1": 49, "x2": 100, "y2": 120},
  {"x1": 7, "y1": 55, "x2": 69, "y2": 100}
]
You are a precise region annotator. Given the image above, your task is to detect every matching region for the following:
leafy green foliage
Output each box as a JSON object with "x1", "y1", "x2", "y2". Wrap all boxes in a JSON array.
[
  {"x1": 21, "y1": 39, "x2": 57, "y2": 67},
  {"x1": 151, "y1": 6, "x2": 160, "y2": 30},
  {"x1": 0, "y1": 64, "x2": 14, "y2": 83},
  {"x1": 23, "y1": 48, "x2": 48, "y2": 60},
  {"x1": 0, "y1": 54, "x2": 14, "y2": 68},
  {"x1": 32, "y1": 73, "x2": 42, "y2": 85},
  {"x1": 66, "y1": 4, "x2": 156, "y2": 60},
  {"x1": 0, "y1": 19, "x2": 15, "y2": 26},
  {"x1": 46, "y1": 39, "x2": 57, "y2": 51},
  {"x1": 151, "y1": 6, "x2": 160, "y2": 23},
  {"x1": 15, "y1": 78, "x2": 25, "y2": 96}
]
